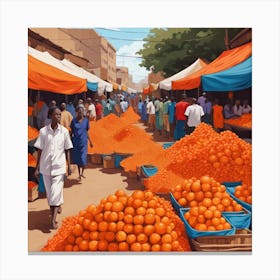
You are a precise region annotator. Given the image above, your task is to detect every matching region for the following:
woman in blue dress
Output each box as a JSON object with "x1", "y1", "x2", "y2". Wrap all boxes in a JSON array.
[{"x1": 70, "y1": 105, "x2": 93, "y2": 179}]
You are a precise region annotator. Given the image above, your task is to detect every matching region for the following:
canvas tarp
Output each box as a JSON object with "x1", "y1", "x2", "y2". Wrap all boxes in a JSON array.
[
  {"x1": 159, "y1": 58, "x2": 207, "y2": 91},
  {"x1": 201, "y1": 56, "x2": 252, "y2": 92},
  {"x1": 28, "y1": 54, "x2": 87, "y2": 94},
  {"x1": 172, "y1": 42, "x2": 252, "y2": 90}
]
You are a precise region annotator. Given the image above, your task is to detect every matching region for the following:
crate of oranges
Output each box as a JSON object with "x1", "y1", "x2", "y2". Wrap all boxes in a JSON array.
[
  {"x1": 179, "y1": 207, "x2": 236, "y2": 239},
  {"x1": 224, "y1": 182, "x2": 252, "y2": 212}
]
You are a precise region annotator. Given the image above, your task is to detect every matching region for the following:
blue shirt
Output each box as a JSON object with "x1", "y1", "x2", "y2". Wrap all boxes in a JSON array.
[
  {"x1": 204, "y1": 101, "x2": 212, "y2": 115},
  {"x1": 70, "y1": 118, "x2": 89, "y2": 147},
  {"x1": 168, "y1": 101, "x2": 176, "y2": 124}
]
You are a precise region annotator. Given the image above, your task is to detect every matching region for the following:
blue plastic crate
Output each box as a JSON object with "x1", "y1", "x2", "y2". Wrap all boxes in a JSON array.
[
  {"x1": 162, "y1": 142, "x2": 175, "y2": 149},
  {"x1": 179, "y1": 208, "x2": 236, "y2": 239},
  {"x1": 114, "y1": 154, "x2": 128, "y2": 168},
  {"x1": 222, "y1": 181, "x2": 242, "y2": 188},
  {"x1": 169, "y1": 192, "x2": 182, "y2": 215},
  {"x1": 222, "y1": 207, "x2": 252, "y2": 230},
  {"x1": 141, "y1": 165, "x2": 158, "y2": 177}
]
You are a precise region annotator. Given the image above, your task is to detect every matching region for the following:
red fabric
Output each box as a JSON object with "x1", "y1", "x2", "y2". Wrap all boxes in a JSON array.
[
  {"x1": 95, "y1": 103, "x2": 103, "y2": 117},
  {"x1": 175, "y1": 101, "x2": 189, "y2": 120}
]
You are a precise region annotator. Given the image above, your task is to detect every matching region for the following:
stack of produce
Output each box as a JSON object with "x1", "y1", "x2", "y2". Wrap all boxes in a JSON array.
[
  {"x1": 224, "y1": 113, "x2": 252, "y2": 129},
  {"x1": 234, "y1": 184, "x2": 252, "y2": 204},
  {"x1": 144, "y1": 123, "x2": 252, "y2": 192},
  {"x1": 28, "y1": 153, "x2": 37, "y2": 168},
  {"x1": 120, "y1": 107, "x2": 140, "y2": 124},
  {"x1": 170, "y1": 175, "x2": 243, "y2": 212},
  {"x1": 28, "y1": 106, "x2": 33, "y2": 116},
  {"x1": 41, "y1": 190, "x2": 191, "y2": 252},
  {"x1": 28, "y1": 125, "x2": 39, "y2": 141}
]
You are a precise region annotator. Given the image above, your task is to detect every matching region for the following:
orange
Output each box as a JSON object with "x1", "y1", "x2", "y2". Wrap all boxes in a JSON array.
[
  {"x1": 89, "y1": 231, "x2": 98, "y2": 241},
  {"x1": 201, "y1": 183, "x2": 211, "y2": 192},
  {"x1": 79, "y1": 240, "x2": 89, "y2": 251},
  {"x1": 72, "y1": 224, "x2": 83, "y2": 237},
  {"x1": 213, "y1": 210, "x2": 222, "y2": 218},
  {"x1": 188, "y1": 216, "x2": 197, "y2": 227},
  {"x1": 144, "y1": 191, "x2": 154, "y2": 201},
  {"x1": 161, "y1": 243, "x2": 172, "y2": 251},
  {"x1": 66, "y1": 234, "x2": 76, "y2": 245},
  {"x1": 212, "y1": 197, "x2": 220, "y2": 206},
  {"x1": 104, "y1": 202, "x2": 112, "y2": 211},
  {"x1": 124, "y1": 206, "x2": 135, "y2": 215},
  {"x1": 202, "y1": 198, "x2": 212, "y2": 208},
  {"x1": 98, "y1": 240, "x2": 108, "y2": 251},
  {"x1": 82, "y1": 231, "x2": 90, "y2": 241},
  {"x1": 118, "y1": 211, "x2": 124, "y2": 221},
  {"x1": 123, "y1": 224, "x2": 134, "y2": 234},
  {"x1": 136, "y1": 207, "x2": 146, "y2": 215},
  {"x1": 178, "y1": 197, "x2": 187, "y2": 207},
  {"x1": 94, "y1": 213, "x2": 104, "y2": 223},
  {"x1": 173, "y1": 191, "x2": 181, "y2": 200},
  {"x1": 144, "y1": 214, "x2": 156, "y2": 225},
  {"x1": 118, "y1": 196, "x2": 128, "y2": 206},
  {"x1": 190, "y1": 207, "x2": 199, "y2": 217},
  {"x1": 137, "y1": 233, "x2": 148, "y2": 243},
  {"x1": 64, "y1": 244, "x2": 73, "y2": 251},
  {"x1": 221, "y1": 198, "x2": 231, "y2": 207},
  {"x1": 155, "y1": 222, "x2": 166, "y2": 235},
  {"x1": 133, "y1": 199, "x2": 143, "y2": 208},
  {"x1": 155, "y1": 207, "x2": 165, "y2": 217},
  {"x1": 75, "y1": 237, "x2": 83, "y2": 245},
  {"x1": 235, "y1": 158, "x2": 244, "y2": 165},
  {"x1": 197, "y1": 224, "x2": 207, "y2": 231},
  {"x1": 126, "y1": 234, "x2": 137, "y2": 244},
  {"x1": 118, "y1": 242, "x2": 129, "y2": 251},
  {"x1": 124, "y1": 214, "x2": 134, "y2": 224},
  {"x1": 195, "y1": 191, "x2": 204, "y2": 202},
  {"x1": 191, "y1": 181, "x2": 201, "y2": 192},
  {"x1": 108, "y1": 242, "x2": 119, "y2": 251},
  {"x1": 132, "y1": 190, "x2": 145, "y2": 200},
  {"x1": 204, "y1": 210, "x2": 213, "y2": 219},
  {"x1": 209, "y1": 155, "x2": 217, "y2": 162},
  {"x1": 133, "y1": 215, "x2": 144, "y2": 225},
  {"x1": 200, "y1": 175, "x2": 210, "y2": 184},
  {"x1": 204, "y1": 191, "x2": 213, "y2": 199},
  {"x1": 161, "y1": 216, "x2": 170, "y2": 225},
  {"x1": 108, "y1": 212, "x2": 118, "y2": 222},
  {"x1": 161, "y1": 234, "x2": 172, "y2": 244},
  {"x1": 141, "y1": 243, "x2": 151, "y2": 252},
  {"x1": 72, "y1": 245, "x2": 79, "y2": 251},
  {"x1": 116, "y1": 231, "x2": 127, "y2": 242},
  {"x1": 151, "y1": 244, "x2": 161, "y2": 251},
  {"x1": 116, "y1": 221, "x2": 125, "y2": 231},
  {"x1": 107, "y1": 194, "x2": 118, "y2": 203},
  {"x1": 223, "y1": 222, "x2": 231, "y2": 229},
  {"x1": 98, "y1": 221, "x2": 108, "y2": 232},
  {"x1": 82, "y1": 218, "x2": 91, "y2": 230},
  {"x1": 212, "y1": 217, "x2": 220, "y2": 226},
  {"x1": 130, "y1": 242, "x2": 142, "y2": 252},
  {"x1": 171, "y1": 240, "x2": 180, "y2": 250},
  {"x1": 105, "y1": 232, "x2": 115, "y2": 242},
  {"x1": 149, "y1": 233, "x2": 161, "y2": 244},
  {"x1": 216, "y1": 204, "x2": 225, "y2": 212},
  {"x1": 133, "y1": 224, "x2": 144, "y2": 235},
  {"x1": 197, "y1": 215, "x2": 205, "y2": 224},
  {"x1": 112, "y1": 201, "x2": 124, "y2": 212},
  {"x1": 144, "y1": 225, "x2": 155, "y2": 236},
  {"x1": 146, "y1": 208, "x2": 156, "y2": 215},
  {"x1": 186, "y1": 192, "x2": 195, "y2": 201},
  {"x1": 216, "y1": 224, "x2": 224, "y2": 230},
  {"x1": 219, "y1": 217, "x2": 226, "y2": 224},
  {"x1": 88, "y1": 240, "x2": 98, "y2": 251},
  {"x1": 115, "y1": 189, "x2": 126, "y2": 197},
  {"x1": 108, "y1": 222, "x2": 117, "y2": 233},
  {"x1": 88, "y1": 221, "x2": 98, "y2": 232},
  {"x1": 148, "y1": 199, "x2": 157, "y2": 208}
]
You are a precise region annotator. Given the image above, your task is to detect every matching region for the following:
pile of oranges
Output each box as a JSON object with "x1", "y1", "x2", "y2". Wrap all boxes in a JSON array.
[
  {"x1": 28, "y1": 125, "x2": 39, "y2": 141},
  {"x1": 120, "y1": 107, "x2": 140, "y2": 124},
  {"x1": 144, "y1": 123, "x2": 252, "y2": 192},
  {"x1": 224, "y1": 113, "x2": 252, "y2": 129},
  {"x1": 234, "y1": 184, "x2": 252, "y2": 204},
  {"x1": 183, "y1": 206, "x2": 232, "y2": 232},
  {"x1": 171, "y1": 175, "x2": 243, "y2": 212},
  {"x1": 41, "y1": 190, "x2": 191, "y2": 252}
]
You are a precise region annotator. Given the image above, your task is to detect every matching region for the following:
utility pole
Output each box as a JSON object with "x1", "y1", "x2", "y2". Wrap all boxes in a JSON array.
[{"x1": 225, "y1": 28, "x2": 230, "y2": 50}]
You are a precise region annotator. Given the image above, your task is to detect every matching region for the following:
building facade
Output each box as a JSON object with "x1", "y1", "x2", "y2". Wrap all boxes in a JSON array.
[
  {"x1": 148, "y1": 71, "x2": 165, "y2": 84},
  {"x1": 116, "y1": 66, "x2": 129, "y2": 86},
  {"x1": 30, "y1": 28, "x2": 117, "y2": 82}
]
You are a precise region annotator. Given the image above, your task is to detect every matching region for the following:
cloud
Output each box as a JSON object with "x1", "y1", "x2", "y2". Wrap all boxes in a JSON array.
[{"x1": 116, "y1": 41, "x2": 149, "y2": 83}]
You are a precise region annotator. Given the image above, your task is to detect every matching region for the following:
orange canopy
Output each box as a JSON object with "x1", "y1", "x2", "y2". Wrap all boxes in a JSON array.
[
  {"x1": 28, "y1": 55, "x2": 87, "y2": 94},
  {"x1": 172, "y1": 42, "x2": 252, "y2": 90},
  {"x1": 143, "y1": 86, "x2": 150, "y2": 95}
]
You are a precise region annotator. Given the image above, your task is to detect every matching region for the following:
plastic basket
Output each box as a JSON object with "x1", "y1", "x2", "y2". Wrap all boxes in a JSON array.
[
  {"x1": 222, "y1": 207, "x2": 252, "y2": 230},
  {"x1": 162, "y1": 142, "x2": 175, "y2": 149},
  {"x1": 179, "y1": 208, "x2": 236, "y2": 239},
  {"x1": 169, "y1": 192, "x2": 182, "y2": 215},
  {"x1": 141, "y1": 165, "x2": 158, "y2": 178}
]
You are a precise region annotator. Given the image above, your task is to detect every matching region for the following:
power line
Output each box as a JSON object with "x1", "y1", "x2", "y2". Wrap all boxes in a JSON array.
[
  {"x1": 95, "y1": 28, "x2": 150, "y2": 34},
  {"x1": 116, "y1": 54, "x2": 142, "y2": 59}
]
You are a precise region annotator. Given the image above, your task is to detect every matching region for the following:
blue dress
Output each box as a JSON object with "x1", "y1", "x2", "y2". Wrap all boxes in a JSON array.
[
  {"x1": 70, "y1": 118, "x2": 89, "y2": 167},
  {"x1": 141, "y1": 102, "x2": 148, "y2": 121}
]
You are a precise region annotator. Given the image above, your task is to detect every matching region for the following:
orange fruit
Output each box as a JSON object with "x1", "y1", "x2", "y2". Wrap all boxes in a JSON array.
[
  {"x1": 126, "y1": 234, "x2": 136, "y2": 244},
  {"x1": 124, "y1": 214, "x2": 134, "y2": 224},
  {"x1": 98, "y1": 240, "x2": 108, "y2": 251},
  {"x1": 204, "y1": 191, "x2": 213, "y2": 199},
  {"x1": 82, "y1": 218, "x2": 91, "y2": 230},
  {"x1": 98, "y1": 221, "x2": 108, "y2": 232},
  {"x1": 123, "y1": 224, "x2": 134, "y2": 234},
  {"x1": 188, "y1": 216, "x2": 197, "y2": 227},
  {"x1": 213, "y1": 210, "x2": 222, "y2": 218},
  {"x1": 112, "y1": 201, "x2": 124, "y2": 212},
  {"x1": 190, "y1": 207, "x2": 199, "y2": 217},
  {"x1": 186, "y1": 192, "x2": 195, "y2": 201},
  {"x1": 107, "y1": 194, "x2": 118, "y2": 203},
  {"x1": 136, "y1": 207, "x2": 146, "y2": 215},
  {"x1": 212, "y1": 197, "x2": 220, "y2": 206},
  {"x1": 72, "y1": 224, "x2": 83, "y2": 237},
  {"x1": 72, "y1": 245, "x2": 79, "y2": 252},
  {"x1": 191, "y1": 181, "x2": 201, "y2": 192},
  {"x1": 195, "y1": 191, "x2": 204, "y2": 202},
  {"x1": 235, "y1": 158, "x2": 244, "y2": 165},
  {"x1": 202, "y1": 198, "x2": 212, "y2": 208},
  {"x1": 144, "y1": 214, "x2": 156, "y2": 225},
  {"x1": 146, "y1": 208, "x2": 156, "y2": 215},
  {"x1": 197, "y1": 215, "x2": 205, "y2": 224},
  {"x1": 79, "y1": 240, "x2": 89, "y2": 251},
  {"x1": 137, "y1": 233, "x2": 148, "y2": 243},
  {"x1": 108, "y1": 222, "x2": 117, "y2": 233},
  {"x1": 118, "y1": 211, "x2": 124, "y2": 221},
  {"x1": 130, "y1": 242, "x2": 142, "y2": 252},
  {"x1": 115, "y1": 189, "x2": 126, "y2": 197},
  {"x1": 108, "y1": 212, "x2": 118, "y2": 222},
  {"x1": 204, "y1": 210, "x2": 213, "y2": 219},
  {"x1": 133, "y1": 224, "x2": 144, "y2": 235},
  {"x1": 207, "y1": 225, "x2": 216, "y2": 231},
  {"x1": 104, "y1": 202, "x2": 112, "y2": 211},
  {"x1": 197, "y1": 224, "x2": 207, "y2": 231},
  {"x1": 89, "y1": 231, "x2": 98, "y2": 241},
  {"x1": 171, "y1": 240, "x2": 180, "y2": 250},
  {"x1": 201, "y1": 183, "x2": 211, "y2": 192},
  {"x1": 133, "y1": 199, "x2": 143, "y2": 208},
  {"x1": 148, "y1": 199, "x2": 157, "y2": 208},
  {"x1": 75, "y1": 237, "x2": 83, "y2": 245},
  {"x1": 223, "y1": 222, "x2": 231, "y2": 229},
  {"x1": 132, "y1": 190, "x2": 145, "y2": 200},
  {"x1": 141, "y1": 243, "x2": 151, "y2": 252},
  {"x1": 178, "y1": 197, "x2": 187, "y2": 207},
  {"x1": 216, "y1": 204, "x2": 225, "y2": 212},
  {"x1": 216, "y1": 224, "x2": 224, "y2": 230},
  {"x1": 116, "y1": 221, "x2": 125, "y2": 231},
  {"x1": 219, "y1": 217, "x2": 226, "y2": 224},
  {"x1": 161, "y1": 234, "x2": 172, "y2": 244},
  {"x1": 211, "y1": 217, "x2": 220, "y2": 226},
  {"x1": 149, "y1": 233, "x2": 161, "y2": 244},
  {"x1": 82, "y1": 231, "x2": 90, "y2": 241},
  {"x1": 151, "y1": 244, "x2": 161, "y2": 251},
  {"x1": 94, "y1": 213, "x2": 104, "y2": 223},
  {"x1": 64, "y1": 244, "x2": 73, "y2": 251},
  {"x1": 66, "y1": 234, "x2": 76, "y2": 245},
  {"x1": 133, "y1": 215, "x2": 144, "y2": 225},
  {"x1": 155, "y1": 207, "x2": 165, "y2": 217},
  {"x1": 88, "y1": 221, "x2": 98, "y2": 232},
  {"x1": 154, "y1": 222, "x2": 166, "y2": 235},
  {"x1": 116, "y1": 231, "x2": 127, "y2": 242},
  {"x1": 222, "y1": 198, "x2": 231, "y2": 207},
  {"x1": 209, "y1": 155, "x2": 217, "y2": 162},
  {"x1": 118, "y1": 242, "x2": 129, "y2": 251},
  {"x1": 105, "y1": 232, "x2": 115, "y2": 242},
  {"x1": 108, "y1": 242, "x2": 119, "y2": 251},
  {"x1": 200, "y1": 175, "x2": 210, "y2": 184},
  {"x1": 124, "y1": 206, "x2": 135, "y2": 215},
  {"x1": 161, "y1": 243, "x2": 172, "y2": 251},
  {"x1": 144, "y1": 225, "x2": 155, "y2": 236}
]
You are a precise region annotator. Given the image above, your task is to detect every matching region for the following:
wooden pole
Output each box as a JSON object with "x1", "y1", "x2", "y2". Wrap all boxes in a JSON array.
[{"x1": 197, "y1": 87, "x2": 200, "y2": 99}]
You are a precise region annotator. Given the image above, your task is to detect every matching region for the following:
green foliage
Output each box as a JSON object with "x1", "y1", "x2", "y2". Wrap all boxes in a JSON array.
[{"x1": 137, "y1": 28, "x2": 243, "y2": 77}]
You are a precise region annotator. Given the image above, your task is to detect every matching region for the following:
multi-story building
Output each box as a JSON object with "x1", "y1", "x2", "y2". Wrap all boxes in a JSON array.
[
  {"x1": 116, "y1": 66, "x2": 129, "y2": 86},
  {"x1": 148, "y1": 71, "x2": 165, "y2": 84},
  {"x1": 29, "y1": 28, "x2": 117, "y2": 82}
]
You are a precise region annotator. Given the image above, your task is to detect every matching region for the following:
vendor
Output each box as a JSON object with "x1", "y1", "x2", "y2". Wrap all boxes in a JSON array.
[
  {"x1": 242, "y1": 99, "x2": 251, "y2": 114},
  {"x1": 233, "y1": 99, "x2": 243, "y2": 117},
  {"x1": 224, "y1": 99, "x2": 235, "y2": 119}
]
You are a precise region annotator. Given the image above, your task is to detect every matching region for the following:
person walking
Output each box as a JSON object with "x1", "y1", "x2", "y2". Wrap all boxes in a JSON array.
[
  {"x1": 174, "y1": 94, "x2": 189, "y2": 140},
  {"x1": 94, "y1": 99, "x2": 103, "y2": 120},
  {"x1": 86, "y1": 98, "x2": 96, "y2": 121},
  {"x1": 66, "y1": 100, "x2": 76, "y2": 119},
  {"x1": 70, "y1": 105, "x2": 93, "y2": 180},
  {"x1": 163, "y1": 97, "x2": 171, "y2": 138},
  {"x1": 141, "y1": 99, "x2": 148, "y2": 125},
  {"x1": 34, "y1": 106, "x2": 73, "y2": 229},
  {"x1": 168, "y1": 96, "x2": 176, "y2": 139},
  {"x1": 184, "y1": 98, "x2": 204, "y2": 135},
  {"x1": 146, "y1": 98, "x2": 156, "y2": 132},
  {"x1": 203, "y1": 97, "x2": 212, "y2": 124},
  {"x1": 60, "y1": 102, "x2": 73, "y2": 131},
  {"x1": 212, "y1": 98, "x2": 224, "y2": 132},
  {"x1": 155, "y1": 98, "x2": 164, "y2": 135}
]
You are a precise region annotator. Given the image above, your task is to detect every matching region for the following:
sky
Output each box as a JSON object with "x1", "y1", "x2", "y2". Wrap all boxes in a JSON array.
[{"x1": 93, "y1": 28, "x2": 151, "y2": 83}]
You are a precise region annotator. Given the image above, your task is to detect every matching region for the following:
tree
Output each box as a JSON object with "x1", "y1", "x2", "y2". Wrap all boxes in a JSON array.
[{"x1": 137, "y1": 28, "x2": 243, "y2": 77}]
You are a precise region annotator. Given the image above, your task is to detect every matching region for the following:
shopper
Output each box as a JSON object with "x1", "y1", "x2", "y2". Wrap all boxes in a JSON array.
[
  {"x1": 212, "y1": 98, "x2": 224, "y2": 132},
  {"x1": 233, "y1": 99, "x2": 243, "y2": 117},
  {"x1": 198, "y1": 92, "x2": 207, "y2": 109},
  {"x1": 34, "y1": 106, "x2": 73, "y2": 229},
  {"x1": 86, "y1": 98, "x2": 96, "y2": 121},
  {"x1": 174, "y1": 94, "x2": 189, "y2": 140},
  {"x1": 70, "y1": 105, "x2": 93, "y2": 180},
  {"x1": 168, "y1": 96, "x2": 176, "y2": 138},
  {"x1": 184, "y1": 98, "x2": 204, "y2": 135},
  {"x1": 37, "y1": 100, "x2": 56, "y2": 129},
  {"x1": 60, "y1": 102, "x2": 73, "y2": 131},
  {"x1": 94, "y1": 99, "x2": 103, "y2": 120},
  {"x1": 155, "y1": 98, "x2": 164, "y2": 135},
  {"x1": 146, "y1": 98, "x2": 156, "y2": 132},
  {"x1": 242, "y1": 99, "x2": 251, "y2": 114},
  {"x1": 163, "y1": 97, "x2": 171, "y2": 137},
  {"x1": 66, "y1": 100, "x2": 76, "y2": 119},
  {"x1": 141, "y1": 99, "x2": 148, "y2": 125},
  {"x1": 203, "y1": 97, "x2": 212, "y2": 124}
]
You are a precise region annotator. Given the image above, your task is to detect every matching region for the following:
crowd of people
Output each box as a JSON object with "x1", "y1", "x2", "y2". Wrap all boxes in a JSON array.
[{"x1": 137, "y1": 92, "x2": 251, "y2": 140}]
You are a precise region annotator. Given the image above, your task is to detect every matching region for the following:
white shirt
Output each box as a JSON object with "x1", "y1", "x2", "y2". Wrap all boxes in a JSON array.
[
  {"x1": 184, "y1": 104, "x2": 204, "y2": 127},
  {"x1": 88, "y1": 104, "x2": 96, "y2": 118},
  {"x1": 233, "y1": 104, "x2": 243, "y2": 116},
  {"x1": 146, "y1": 101, "x2": 155, "y2": 115},
  {"x1": 120, "y1": 101, "x2": 128, "y2": 112},
  {"x1": 242, "y1": 105, "x2": 251, "y2": 114},
  {"x1": 34, "y1": 124, "x2": 73, "y2": 176}
]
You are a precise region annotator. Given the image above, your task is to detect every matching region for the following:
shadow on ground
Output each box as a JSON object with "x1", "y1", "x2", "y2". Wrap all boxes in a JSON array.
[
  {"x1": 28, "y1": 209, "x2": 53, "y2": 233},
  {"x1": 64, "y1": 178, "x2": 82, "y2": 188}
]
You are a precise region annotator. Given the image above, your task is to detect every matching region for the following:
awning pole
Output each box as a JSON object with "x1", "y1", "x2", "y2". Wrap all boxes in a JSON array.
[{"x1": 197, "y1": 87, "x2": 200, "y2": 99}]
